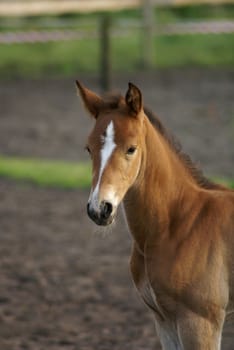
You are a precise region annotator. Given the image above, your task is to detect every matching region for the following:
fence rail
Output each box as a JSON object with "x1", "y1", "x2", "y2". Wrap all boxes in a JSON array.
[
  {"x1": 0, "y1": 20, "x2": 234, "y2": 44},
  {"x1": 0, "y1": 0, "x2": 234, "y2": 17},
  {"x1": 1, "y1": 0, "x2": 233, "y2": 90}
]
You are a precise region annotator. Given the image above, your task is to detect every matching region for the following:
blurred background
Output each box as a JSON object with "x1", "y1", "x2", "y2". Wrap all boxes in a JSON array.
[{"x1": 0, "y1": 1, "x2": 233, "y2": 349}]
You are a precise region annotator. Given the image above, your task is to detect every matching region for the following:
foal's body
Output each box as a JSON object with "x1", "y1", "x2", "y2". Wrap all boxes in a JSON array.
[
  {"x1": 127, "y1": 119, "x2": 234, "y2": 349},
  {"x1": 76, "y1": 81, "x2": 234, "y2": 349}
]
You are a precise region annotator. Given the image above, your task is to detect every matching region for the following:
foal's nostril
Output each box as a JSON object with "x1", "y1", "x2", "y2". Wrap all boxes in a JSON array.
[
  {"x1": 101, "y1": 201, "x2": 113, "y2": 219},
  {"x1": 87, "y1": 202, "x2": 96, "y2": 220},
  {"x1": 87, "y1": 202, "x2": 90, "y2": 215}
]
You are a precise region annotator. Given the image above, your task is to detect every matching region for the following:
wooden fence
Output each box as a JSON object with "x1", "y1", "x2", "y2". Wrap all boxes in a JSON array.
[
  {"x1": 0, "y1": 0, "x2": 234, "y2": 17},
  {"x1": 0, "y1": 0, "x2": 233, "y2": 90}
]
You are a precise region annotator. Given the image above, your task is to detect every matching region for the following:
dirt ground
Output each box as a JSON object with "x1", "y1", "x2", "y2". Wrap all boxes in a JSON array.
[{"x1": 0, "y1": 69, "x2": 233, "y2": 349}]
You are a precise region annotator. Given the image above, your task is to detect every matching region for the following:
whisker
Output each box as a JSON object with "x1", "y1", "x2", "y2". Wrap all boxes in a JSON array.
[{"x1": 91, "y1": 219, "x2": 116, "y2": 238}]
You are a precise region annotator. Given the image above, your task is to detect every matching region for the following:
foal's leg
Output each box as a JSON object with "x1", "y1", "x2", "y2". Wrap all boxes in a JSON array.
[
  {"x1": 155, "y1": 320, "x2": 181, "y2": 350},
  {"x1": 177, "y1": 311, "x2": 225, "y2": 350}
]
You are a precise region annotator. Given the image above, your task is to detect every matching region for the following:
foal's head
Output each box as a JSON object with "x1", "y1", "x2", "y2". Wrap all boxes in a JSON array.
[{"x1": 77, "y1": 81, "x2": 147, "y2": 226}]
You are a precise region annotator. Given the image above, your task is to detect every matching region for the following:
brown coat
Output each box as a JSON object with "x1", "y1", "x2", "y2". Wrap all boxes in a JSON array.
[{"x1": 77, "y1": 81, "x2": 234, "y2": 350}]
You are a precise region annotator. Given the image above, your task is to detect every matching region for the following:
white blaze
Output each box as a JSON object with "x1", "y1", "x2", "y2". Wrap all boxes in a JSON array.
[{"x1": 89, "y1": 121, "x2": 116, "y2": 210}]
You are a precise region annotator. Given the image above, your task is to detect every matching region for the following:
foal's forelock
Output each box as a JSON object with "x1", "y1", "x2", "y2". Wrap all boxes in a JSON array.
[{"x1": 89, "y1": 120, "x2": 117, "y2": 210}]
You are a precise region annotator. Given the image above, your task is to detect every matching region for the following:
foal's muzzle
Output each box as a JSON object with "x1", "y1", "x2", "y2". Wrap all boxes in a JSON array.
[{"x1": 87, "y1": 200, "x2": 115, "y2": 226}]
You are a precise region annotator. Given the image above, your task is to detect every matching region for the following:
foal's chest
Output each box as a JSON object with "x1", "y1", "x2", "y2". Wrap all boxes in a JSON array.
[
  {"x1": 138, "y1": 278, "x2": 166, "y2": 321},
  {"x1": 130, "y1": 246, "x2": 167, "y2": 321}
]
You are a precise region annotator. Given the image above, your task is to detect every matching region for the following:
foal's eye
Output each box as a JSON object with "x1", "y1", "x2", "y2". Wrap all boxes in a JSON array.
[{"x1": 126, "y1": 146, "x2": 137, "y2": 155}]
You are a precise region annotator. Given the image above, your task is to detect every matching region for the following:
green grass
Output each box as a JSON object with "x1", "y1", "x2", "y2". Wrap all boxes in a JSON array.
[
  {"x1": 0, "y1": 156, "x2": 91, "y2": 189},
  {"x1": 213, "y1": 177, "x2": 234, "y2": 189},
  {"x1": 0, "y1": 156, "x2": 233, "y2": 190},
  {"x1": 0, "y1": 33, "x2": 233, "y2": 79},
  {"x1": 156, "y1": 4, "x2": 234, "y2": 22},
  {"x1": 0, "y1": 40, "x2": 99, "y2": 79},
  {"x1": 154, "y1": 34, "x2": 234, "y2": 68},
  {"x1": 219, "y1": 178, "x2": 234, "y2": 189}
]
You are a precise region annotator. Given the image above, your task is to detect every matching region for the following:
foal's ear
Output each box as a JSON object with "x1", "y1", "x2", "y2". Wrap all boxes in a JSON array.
[
  {"x1": 76, "y1": 80, "x2": 103, "y2": 119},
  {"x1": 125, "y1": 82, "x2": 143, "y2": 116}
]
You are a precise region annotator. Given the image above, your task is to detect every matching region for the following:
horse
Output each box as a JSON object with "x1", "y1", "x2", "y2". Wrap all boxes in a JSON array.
[{"x1": 76, "y1": 81, "x2": 234, "y2": 350}]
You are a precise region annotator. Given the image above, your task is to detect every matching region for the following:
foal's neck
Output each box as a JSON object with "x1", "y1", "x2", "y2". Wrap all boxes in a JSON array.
[{"x1": 123, "y1": 116, "x2": 199, "y2": 252}]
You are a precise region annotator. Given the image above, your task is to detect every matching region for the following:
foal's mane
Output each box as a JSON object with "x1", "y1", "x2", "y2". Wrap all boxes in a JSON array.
[
  {"x1": 144, "y1": 107, "x2": 222, "y2": 190},
  {"x1": 103, "y1": 94, "x2": 223, "y2": 191}
]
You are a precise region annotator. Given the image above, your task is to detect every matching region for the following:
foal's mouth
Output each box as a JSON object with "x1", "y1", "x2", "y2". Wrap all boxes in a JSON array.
[{"x1": 92, "y1": 214, "x2": 116, "y2": 226}]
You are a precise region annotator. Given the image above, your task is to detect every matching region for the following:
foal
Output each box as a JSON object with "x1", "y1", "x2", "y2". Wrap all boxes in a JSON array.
[{"x1": 76, "y1": 81, "x2": 234, "y2": 350}]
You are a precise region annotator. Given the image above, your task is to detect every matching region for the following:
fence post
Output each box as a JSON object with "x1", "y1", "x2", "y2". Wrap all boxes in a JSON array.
[
  {"x1": 100, "y1": 13, "x2": 111, "y2": 92},
  {"x1": 141, "y1": 0, "x2": 154, "y2": 69}
]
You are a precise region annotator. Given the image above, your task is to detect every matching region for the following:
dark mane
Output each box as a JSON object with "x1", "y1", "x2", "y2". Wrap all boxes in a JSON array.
[{"x1": 102, "y1": 93, "x2": 223, "y2": 191}]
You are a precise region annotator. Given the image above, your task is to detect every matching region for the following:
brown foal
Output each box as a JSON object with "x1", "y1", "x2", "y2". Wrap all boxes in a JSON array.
[{"x1": 76, "y1": 81, "x2": 234, "y2": 350}]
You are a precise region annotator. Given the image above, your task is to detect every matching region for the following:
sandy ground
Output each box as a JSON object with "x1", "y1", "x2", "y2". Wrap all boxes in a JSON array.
[{"x1": 0, "y1": 69, "x2": 233, "y2": 349}]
